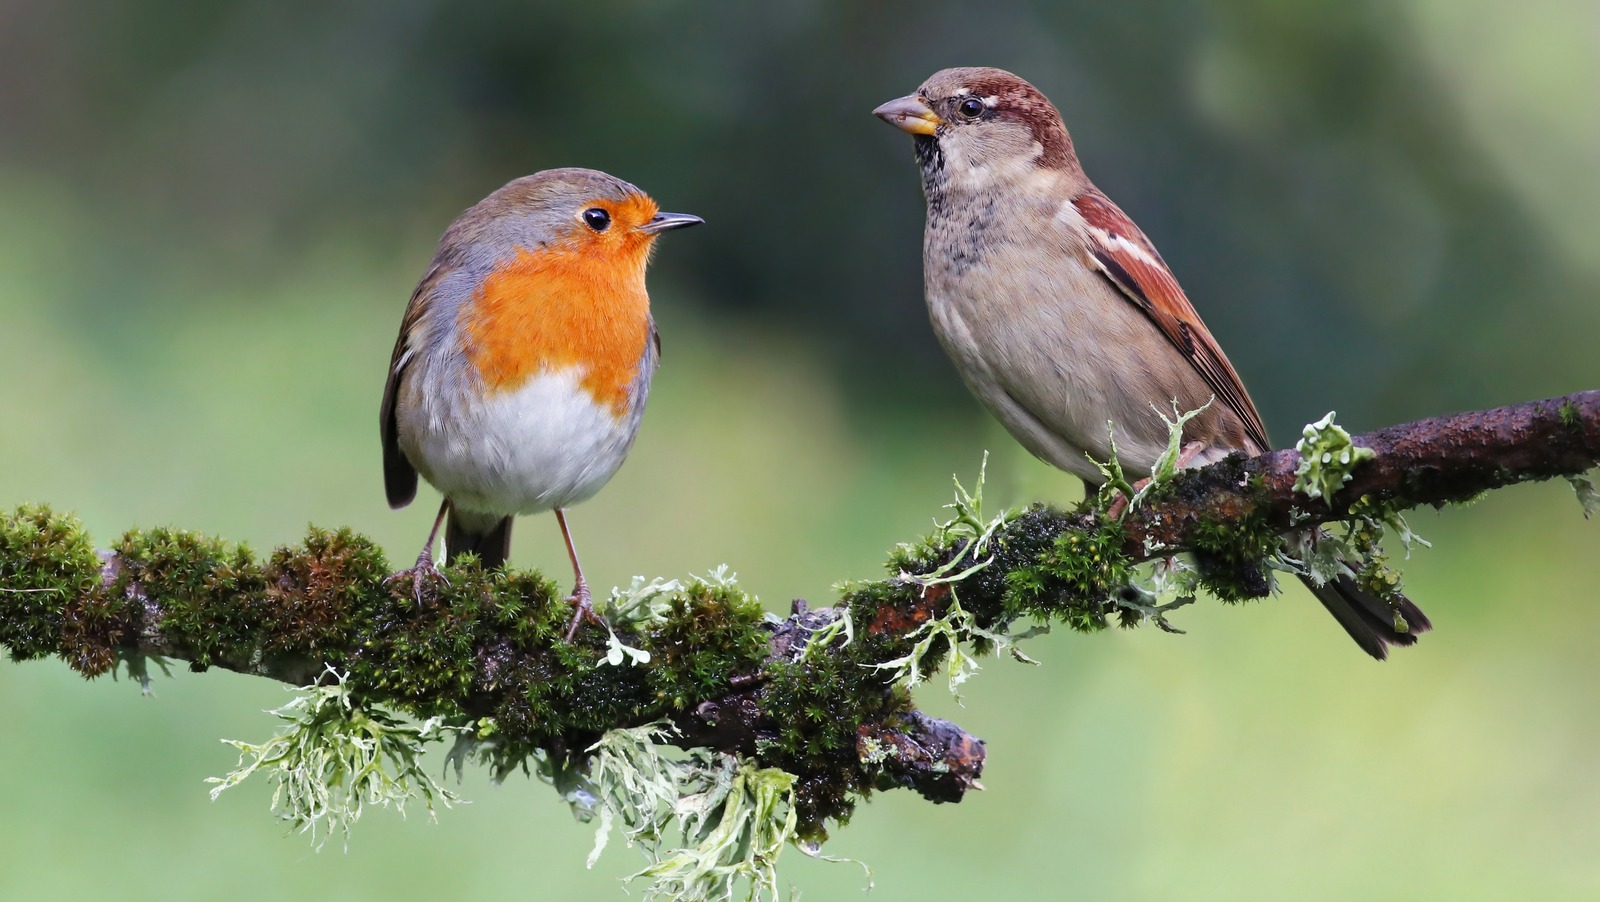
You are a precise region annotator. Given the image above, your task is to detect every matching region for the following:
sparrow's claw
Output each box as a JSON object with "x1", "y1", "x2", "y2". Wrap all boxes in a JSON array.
[
  {"x1": 563, "y1": 578, "x2": 605, "y2": 642},
  {"x1": 1106, "y1": 441, "x2": 1210, "y2": 520},
  {"x1": 1105, "y1": 486, "x2": 1140, "y2": 521}
]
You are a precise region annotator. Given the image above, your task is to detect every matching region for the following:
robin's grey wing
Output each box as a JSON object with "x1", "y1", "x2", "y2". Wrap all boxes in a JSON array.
[{"x1": 380, "y1": 263, "x2": 449, "y2": 509}]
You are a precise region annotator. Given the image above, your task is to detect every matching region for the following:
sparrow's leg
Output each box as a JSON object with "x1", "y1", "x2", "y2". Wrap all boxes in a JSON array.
[
  {"x1": 557, "y1": 508, "x2": 603, "y2": 640},
  {"x1": 1107, "y1": 442, "x2": 1210, "y2": 519},
  {"x1": 385, "y1": 498, "x2": 450, "y2": 604}
]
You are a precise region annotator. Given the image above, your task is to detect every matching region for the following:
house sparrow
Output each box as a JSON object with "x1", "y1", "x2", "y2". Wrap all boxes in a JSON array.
[{"x1": 875, "y1": 67, "x2": 1428, "y2": 658}]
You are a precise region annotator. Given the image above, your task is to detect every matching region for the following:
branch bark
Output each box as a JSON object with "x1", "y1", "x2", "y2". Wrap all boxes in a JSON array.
[{"x1": 2, "y1": 390, "x2": 1596, "y2": 833}]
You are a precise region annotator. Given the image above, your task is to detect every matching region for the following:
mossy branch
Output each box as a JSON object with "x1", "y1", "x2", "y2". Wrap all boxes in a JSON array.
[
  {"x1": 0, "y1": 389, "x2": 1596, "y2": 885},
  {"x1": 1113, "y1": 389, "x2": 1600, "y2": 561}
]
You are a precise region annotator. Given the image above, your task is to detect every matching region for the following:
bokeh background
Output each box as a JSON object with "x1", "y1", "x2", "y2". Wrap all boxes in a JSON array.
[{"x1": 2, "y1": 1, "x2": 1598, "y2": 898}]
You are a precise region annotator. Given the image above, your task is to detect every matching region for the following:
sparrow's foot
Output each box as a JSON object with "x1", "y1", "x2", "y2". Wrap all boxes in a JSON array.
[
  {"x1": 563, "y1": 577, "x2": 605, "y2": 642},
  {"x1": 385, "y1": 548, "x2": 445, "y2": 606},
  {"x1": 1106, "y1": 442, "x2": 1209, "y2": 520}
]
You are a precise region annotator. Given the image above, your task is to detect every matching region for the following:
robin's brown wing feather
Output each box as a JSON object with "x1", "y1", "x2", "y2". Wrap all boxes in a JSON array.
[
  {"x1": 1072, "y1": 190, "x2": 1272, "y2": 454},
  {"x1": 380, "y1": 263, "x2": 450, "y2": 509}
]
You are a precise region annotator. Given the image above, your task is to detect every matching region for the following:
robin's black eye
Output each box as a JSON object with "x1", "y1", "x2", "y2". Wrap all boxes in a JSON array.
[
  {"x1": 957, "y1": 96, "x2": 985, "y2": 120},
  {"x1": 582, "y1": 207, "x2": 611, "y2": 232}
]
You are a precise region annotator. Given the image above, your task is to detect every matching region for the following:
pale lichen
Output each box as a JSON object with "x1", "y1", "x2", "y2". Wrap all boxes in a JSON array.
[
  {"x1": 627, "y1": 758, "x2": 805, "y2": 902},
  {"x1": 207, "y1": 666, "x2": 463, "y2": 850},
  {"x1": 1293, "y1": 412, "x2": 1374, "y2": 503},
  {"x1": 1568, "y1": 473, "x2": 1600, "y2": 519}
]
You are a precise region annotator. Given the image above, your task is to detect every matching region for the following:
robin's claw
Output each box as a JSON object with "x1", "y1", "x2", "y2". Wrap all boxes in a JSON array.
[
  {"x1": 385, "y1": 549, "x2": 445, "y2": 606},
  {"x1": 563, "y1": 577, "x2": 605, "y2": 642}
]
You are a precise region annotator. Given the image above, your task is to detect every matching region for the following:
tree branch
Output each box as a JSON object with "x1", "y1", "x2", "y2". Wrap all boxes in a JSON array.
[{"x1": 1, "y1": 390, "x2": 1596, "y2": 839}]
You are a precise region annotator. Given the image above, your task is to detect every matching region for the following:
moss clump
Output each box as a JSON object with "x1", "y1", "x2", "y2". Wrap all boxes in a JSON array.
[
  {"x1": 644, "y1": 578, "x2": 769, "y2": 712},
  {"x1": 0, "y1": 505, "x2": 100, "y2": 662},
  {"x1": 105, "y1": 527, "x2": 262, "y2": 674},
  {"x1": 1002, "y1": 520, "x2": 1131, "y2": 631},
  {"x1": 1187, "y1": 507, "x2": 1278, "y2": 603},
  {"x1": 258, "y1": 528, "x2": 387, "y2": 661},
  {"x1": 760, "y1": 640, "x2": 912, "y2": 835},
  {"x1": 893, "y1": 505, "x2": 1079, "y2": 630},
  {"x1": 348, "y1": 562, "x2": 498, "y2": 720}
]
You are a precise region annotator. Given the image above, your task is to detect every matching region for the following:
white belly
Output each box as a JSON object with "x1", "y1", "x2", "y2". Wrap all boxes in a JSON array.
[{"x1": 401, "y1": 367, "x2": 642, "y2": 516}]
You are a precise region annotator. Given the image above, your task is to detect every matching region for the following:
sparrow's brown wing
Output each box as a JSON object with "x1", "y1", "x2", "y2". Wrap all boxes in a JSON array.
[
  {"x1": 379, "y1": 263, "x2": 449, "y2": 509},
  {"x1": 1072, "y1": 190, "x2": 1272, "y2": 453}
]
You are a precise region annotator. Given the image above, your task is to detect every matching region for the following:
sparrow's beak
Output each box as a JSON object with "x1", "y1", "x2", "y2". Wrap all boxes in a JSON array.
[
  {"x1": 872, "y1": 95, "x2": 941, "y2": 136},
  {"x1": 639, "y1": 212, "x2": 704, "y2": 235}
]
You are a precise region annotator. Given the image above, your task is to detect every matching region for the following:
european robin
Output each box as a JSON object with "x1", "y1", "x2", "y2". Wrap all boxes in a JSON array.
[
  {"x1": 875, "y1": 67, "x2": 1429, "y2": 659},
  {"x1": 379, "y1": 167, "x2": 702, "y2": 636}
]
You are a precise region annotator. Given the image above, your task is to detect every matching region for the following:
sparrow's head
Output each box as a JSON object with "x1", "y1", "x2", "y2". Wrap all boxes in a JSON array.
[{"x1": 873, "y1": 67, "x2": 1081, "y2": 194}]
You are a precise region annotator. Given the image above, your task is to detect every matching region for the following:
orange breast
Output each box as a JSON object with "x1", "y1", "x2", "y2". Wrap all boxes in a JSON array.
[{"x1": 462, "y1": 243, "x2": 652, "y2": 416}]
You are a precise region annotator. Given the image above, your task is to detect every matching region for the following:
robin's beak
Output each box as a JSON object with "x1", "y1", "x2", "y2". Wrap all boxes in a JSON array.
[
  {"x1": 639, "y1": 212, "x2": 704, "y2": 235},
  {"x1": 872, "y1": 95, "x2": 941, "y2": 136}
]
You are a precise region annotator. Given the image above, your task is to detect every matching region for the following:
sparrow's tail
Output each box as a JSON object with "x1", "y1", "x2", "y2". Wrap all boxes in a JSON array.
[
  {"x1": 444, "y1": 507, "x2": 514, "y2": 569},
  {"x1": 1300, "y1": 567, "x2": 1431, "y2": 661}
]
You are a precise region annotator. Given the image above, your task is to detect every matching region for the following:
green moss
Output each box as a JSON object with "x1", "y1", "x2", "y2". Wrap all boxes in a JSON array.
[
  {"x1": 103, "y1": 527, "x2": 260, "y2": 674},
  {"x1": 1002, "y1": 520, "x2": 1130, "y2": 631},
  {"x1": 0, "y1": 509, "x2": 789, "y2": 776},
  {"x1": 760, "y1": 647, "x2": 911, "y2": 832},
  {"x1": 1559, "y1": 399, "x2": 1581, "y2": 434},
  {"x1": 907, "y1": 505, "x2": 1075, "y2": 629},
  {"x1": 1187, "y1": 507, "x2": 1278, "y2": 602},
  {"x1": 0, "y1": 505, "x2": 101, "y2": 662},
  {"x1": 645, "y1": 579, "x2": 769, "y2": 711},
  {"x1": 259, "y1": 528, "x2": 388, "y2": 660}
]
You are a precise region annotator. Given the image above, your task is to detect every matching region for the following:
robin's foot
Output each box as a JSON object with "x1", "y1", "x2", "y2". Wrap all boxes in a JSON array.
[
  {"x1": 1106, "y1": 442, "x2": 1208, "y2": 520},
  {"x1": 385, "y1": 548, "x2": 445, "y2": 605},
  {"x1": 564, "y1": 577, "x2": 604, "y2": 642}
]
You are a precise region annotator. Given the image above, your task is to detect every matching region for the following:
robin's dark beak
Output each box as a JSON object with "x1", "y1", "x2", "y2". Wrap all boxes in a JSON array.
[
  {"x1": 639, "y1": 212, "x2": 704, "y2": 235},
  {"x1": 873, "y1": 95, "x2": 941, "y2": 136}
]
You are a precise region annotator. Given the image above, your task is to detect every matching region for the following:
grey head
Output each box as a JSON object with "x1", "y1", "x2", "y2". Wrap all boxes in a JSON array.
[{"x1": 436, "y1": 167, "x2": 702, "y2": 278}]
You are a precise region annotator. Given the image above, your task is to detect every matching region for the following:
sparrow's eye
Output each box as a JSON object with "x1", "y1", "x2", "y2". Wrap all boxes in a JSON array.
[
  {"x1": 582, "y1": 207, "x2": 611, "y2": 232},
  {"x1": 957, "y1": 96, "x2": 985, "y2": 120}
]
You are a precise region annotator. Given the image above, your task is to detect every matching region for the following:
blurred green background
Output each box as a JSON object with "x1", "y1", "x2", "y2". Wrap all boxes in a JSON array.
[{"x1": 2, "y1": 0, "x2": 1598, "y2": 898}]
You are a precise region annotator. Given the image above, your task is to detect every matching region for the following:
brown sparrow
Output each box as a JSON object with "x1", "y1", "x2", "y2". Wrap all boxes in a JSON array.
[{"x1": 874, "y1": 67, "x2": 1429, "y2": 659}]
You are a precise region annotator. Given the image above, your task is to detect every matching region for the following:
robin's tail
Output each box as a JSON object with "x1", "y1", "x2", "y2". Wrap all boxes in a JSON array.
[
  {"x1": 1300, "y1": 567, "x2": 1431, "y2": 661},
  {"x1": 445, "y1": 507, "x2": 514, "y2": 569}
]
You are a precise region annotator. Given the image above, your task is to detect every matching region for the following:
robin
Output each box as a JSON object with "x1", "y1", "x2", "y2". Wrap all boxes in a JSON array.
[
  {"x1": 874, "y1": 67, "x2": 1429, "y2": 659},
  {"x1": 379, "y1": 168, "x2": 702, "y2": 636}
]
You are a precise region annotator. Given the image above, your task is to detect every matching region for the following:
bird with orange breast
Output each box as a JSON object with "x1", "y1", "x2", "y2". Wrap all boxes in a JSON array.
[
  {"x1": 380, "y1": 168, "x2": 701, "y2": 637},
  {"x1": 874, "y1": 68, "x2": 1429, "y2": 659}
]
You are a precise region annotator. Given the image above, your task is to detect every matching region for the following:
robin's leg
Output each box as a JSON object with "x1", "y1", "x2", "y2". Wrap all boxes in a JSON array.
[
  {"x1": 386, "y1": 498, "x2": 449, "y2": 603},
  {"x1": 1107, "y1": 442, "x2": 1208, "y2": 519},
  {"x1": 416, "y1": 498, "x2": 449, "y2": 570},
  {"x1": 557, "y1": 508, "x2": 603, "y2": 640}
]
